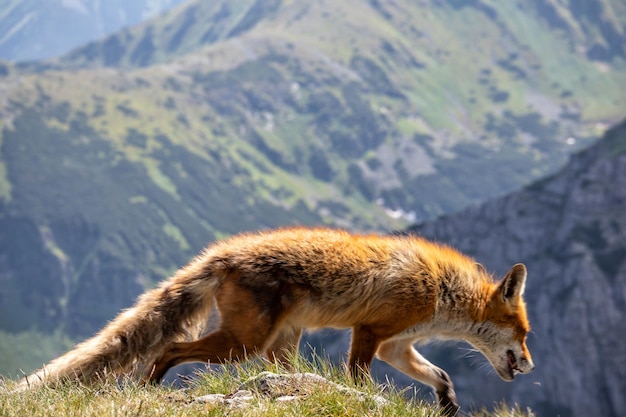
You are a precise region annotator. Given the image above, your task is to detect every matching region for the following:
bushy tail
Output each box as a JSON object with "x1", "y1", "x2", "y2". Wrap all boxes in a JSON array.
[{"x1": 16, "y1": 254, "x2": 221, "y2": 390}]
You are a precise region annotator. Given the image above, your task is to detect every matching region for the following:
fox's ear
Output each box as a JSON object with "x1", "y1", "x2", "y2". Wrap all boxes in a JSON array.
[{"x1": 499, "y1": 263, "x2": 527, "y2": 304}]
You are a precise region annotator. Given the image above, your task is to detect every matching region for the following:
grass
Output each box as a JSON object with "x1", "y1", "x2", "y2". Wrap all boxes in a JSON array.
[{"x1": 0, "y1": 354, "x2": 535, "y2": 417}]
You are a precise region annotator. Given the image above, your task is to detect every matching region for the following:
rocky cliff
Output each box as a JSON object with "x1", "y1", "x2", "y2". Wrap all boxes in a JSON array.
[{"x1": 408, "y1": 118, "x2": 626, "y2": 416}]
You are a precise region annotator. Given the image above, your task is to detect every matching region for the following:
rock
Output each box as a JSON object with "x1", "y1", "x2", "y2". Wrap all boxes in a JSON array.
[{"x1": 194, "y1": 371, "x2": 388, "y2": 408}]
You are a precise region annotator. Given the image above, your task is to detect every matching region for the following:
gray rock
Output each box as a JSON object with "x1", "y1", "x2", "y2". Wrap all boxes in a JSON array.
[{"x1": 194, "y1": 371, "x2": 388, "y2": 408}]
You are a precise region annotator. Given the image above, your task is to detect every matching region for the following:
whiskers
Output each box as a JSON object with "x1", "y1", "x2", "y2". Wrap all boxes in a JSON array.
[
  {"x1": 476, "y1": 359, "x2": 498, "y2": 378},
  {"x1": 456, "y1": 346, "x2": 498, "y2": 378},
  {"x1": 456, "y1": 346, "x2": 479, "y2": 360}
]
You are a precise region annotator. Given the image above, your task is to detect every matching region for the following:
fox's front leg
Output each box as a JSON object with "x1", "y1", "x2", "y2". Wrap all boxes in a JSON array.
[{"x1": 377, "y1": 339, "x2": 460, "y2": 416}]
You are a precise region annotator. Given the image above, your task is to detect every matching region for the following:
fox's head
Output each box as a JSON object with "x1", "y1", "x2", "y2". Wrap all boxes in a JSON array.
[{"x1": 472, "y1": 263, "x2": 534, "y2": 381}]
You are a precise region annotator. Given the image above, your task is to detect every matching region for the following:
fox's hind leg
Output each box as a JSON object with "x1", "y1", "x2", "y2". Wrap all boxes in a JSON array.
[
  {"x1": 147, "y1": 279, "x2": 287, "y2": 383},
  {"x1": 377, "y1": 339, "x2": 460, "y2": 416}
]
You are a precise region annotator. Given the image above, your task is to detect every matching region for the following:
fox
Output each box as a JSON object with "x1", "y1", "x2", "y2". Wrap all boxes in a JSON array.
[{"x1": 16, "y1": 227, "x2": 534, "y2": 415}]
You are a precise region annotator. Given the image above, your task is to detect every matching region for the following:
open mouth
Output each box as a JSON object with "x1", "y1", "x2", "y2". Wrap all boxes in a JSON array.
[{"x1": 506, "y1": 349, "x2": 520, "y2": 379}]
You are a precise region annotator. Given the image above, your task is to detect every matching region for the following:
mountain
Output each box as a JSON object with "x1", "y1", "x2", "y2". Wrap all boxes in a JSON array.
[
  {"x1": 407, "y1": 118, "x2": 626, "y2": 417},
  {"x1": 40, "y1": 0, "x2": 626, "y2": 217},
  {"x1": 56, "y1": 0, "x2": 626, "y2": 70},
  {"x1": 1, "y1": 0, "x2": 625, "y2": 383},
  {"x1": 0, "y1": 0, "x2": 186, "y2": 62}
]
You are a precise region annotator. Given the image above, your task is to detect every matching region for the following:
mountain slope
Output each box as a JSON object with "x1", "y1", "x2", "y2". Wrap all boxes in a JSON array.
[
  {"x1": 50, "y1": 0, "x2": 626, "y2": 213},
  {"x1": 58, "y1": 0, "x2": 626, "y2": 69},
  {"x1": 408, "y1": 118, "x2": 626, "y2": 417},
  {"x1": 9, "y1": 0, "x2": 626, "y2": 220},
  {"x1": 0, "y1": 0, "x2": 186, "y2": 62}
]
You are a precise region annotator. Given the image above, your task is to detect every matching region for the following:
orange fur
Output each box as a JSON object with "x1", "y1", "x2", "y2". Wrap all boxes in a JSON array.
[{"x1": 18, "y1": 227, "x2": 534, "y2": 416}]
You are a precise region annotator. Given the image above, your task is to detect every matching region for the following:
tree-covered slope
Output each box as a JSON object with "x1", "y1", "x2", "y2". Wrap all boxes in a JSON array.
[{"x1": 49, "y1": 0, "x2": 626, "y2": 213}]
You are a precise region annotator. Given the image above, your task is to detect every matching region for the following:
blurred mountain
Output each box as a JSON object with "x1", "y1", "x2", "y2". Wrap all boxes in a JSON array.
[
  {"x1": 38, "y1": 0, "x2": 626, "y2": 218},
  {"x1": 407, "y1": 118, "x2": 626, "y2": 416},
  {"x1": 0, "y1": 0, "x2": 625, "y2": 383},
  {"x1": 0, "y1": 0, "x2": 186, "y2": 61}
]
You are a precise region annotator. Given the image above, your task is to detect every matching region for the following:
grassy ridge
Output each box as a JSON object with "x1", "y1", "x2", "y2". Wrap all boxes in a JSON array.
[{"x1": 0, "y1": 354, "x2": 534, "y2": 417}]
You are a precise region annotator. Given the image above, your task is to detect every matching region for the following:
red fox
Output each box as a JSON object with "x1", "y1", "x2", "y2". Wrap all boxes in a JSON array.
[{"x1": 17, "y1": 227, "x2": 534, "y2": 415}]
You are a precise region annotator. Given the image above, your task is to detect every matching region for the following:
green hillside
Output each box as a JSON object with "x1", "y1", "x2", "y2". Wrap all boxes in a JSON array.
[
  {"x1": 32, "y1": 0, "x2": 626, "y2": 213},
  {"x1": 1, "y1": 0, "x2": 625, "y2": 376}
]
